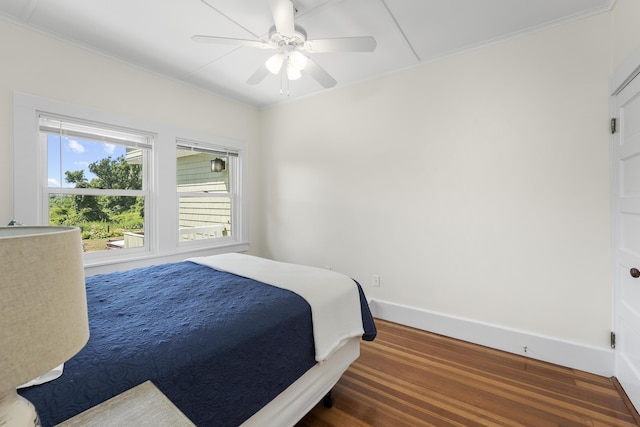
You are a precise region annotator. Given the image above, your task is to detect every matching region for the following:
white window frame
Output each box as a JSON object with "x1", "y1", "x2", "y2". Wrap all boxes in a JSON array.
[
  {"x1": 13, "y1": 92, "x2": 249, "y2": 269},
  {"x1": 40, "y1": 113, "x2": 153, "y2": 260}
]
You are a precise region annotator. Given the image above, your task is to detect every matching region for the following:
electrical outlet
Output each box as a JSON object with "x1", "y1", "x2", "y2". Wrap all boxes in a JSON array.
[{"x1": 372, "y1": 274, "x2": 380, "y2": 287}]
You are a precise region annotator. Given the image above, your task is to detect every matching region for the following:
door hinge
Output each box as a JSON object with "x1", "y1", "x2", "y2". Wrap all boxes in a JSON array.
[
  {"x1": 611, "y1": 117, "x2": 617, "y2": 134},
  {"x1": 611, "y1": 331, "x2": 616, "y2": 349}
]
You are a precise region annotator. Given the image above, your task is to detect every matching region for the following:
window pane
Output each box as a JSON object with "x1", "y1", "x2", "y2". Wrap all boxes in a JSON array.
[
  {"x1": 47, "y1": 134, "x2": 142, "y2": 190},
  {"x1": 177, "y1": 149, "x2": 229, "y2": 191},
  {"x1": 178, "y1": 196, "x2": 231, "y2": 241},
  {"x1": 42, "y1": 113, "x2": 147, "y2": 192},
  {"x1": 177, "y1": 148, "x2": 233, "y2": 242},
  {"x1": 49, "y1": 194, "x2": 145, "y2": 252}
]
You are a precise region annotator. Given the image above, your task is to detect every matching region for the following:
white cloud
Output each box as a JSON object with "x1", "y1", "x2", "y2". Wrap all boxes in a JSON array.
[
  {"x1": 68, "y1": 139, "x2": 85, "y2": 153},
  {"x1": 104, "y1": 143, "x2": 116, "y2": 154},
  {"x1": 48, "y1": 178, "x2": 60, "y2": 187}
]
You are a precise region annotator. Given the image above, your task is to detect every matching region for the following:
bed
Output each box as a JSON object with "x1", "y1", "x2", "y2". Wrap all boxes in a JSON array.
[{"x1": 19, "y1": 253, "x2": 376, "y2": 426}]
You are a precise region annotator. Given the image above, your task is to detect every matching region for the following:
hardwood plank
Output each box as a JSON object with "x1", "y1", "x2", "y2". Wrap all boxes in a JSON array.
[{"x1": 297, "y1": 319, "x2": 639, "y2": 426}]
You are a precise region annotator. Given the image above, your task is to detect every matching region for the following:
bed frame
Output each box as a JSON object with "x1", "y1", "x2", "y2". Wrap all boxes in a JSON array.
[{"x1": 243, "y1": 337, "x2": 360, "y2": 426}]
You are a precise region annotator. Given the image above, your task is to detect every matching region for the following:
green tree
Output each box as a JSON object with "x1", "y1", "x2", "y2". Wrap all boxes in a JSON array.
[
  {"x1": 63, "y1": 155, "x2": 142, "y2": 222},
  {"x1": 88, "y1": 155, "x2": 142, "y2": 214},
  {"x1": 88, "y1": 156, "x2": 141, "y2": 190},
  {"x1": 64, "y1": 170, "x2": 87, "y2": 186},
  {"x1": 64, "y1": 170, "x2": 107, "y2": 222}
]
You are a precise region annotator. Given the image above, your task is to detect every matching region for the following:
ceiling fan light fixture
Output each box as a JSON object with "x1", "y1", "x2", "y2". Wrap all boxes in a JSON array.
[
  {"x1": 287, "y1": 62, "x2": 302, "y2": 80},
  {"x1": 289, "y1": 50, "x2": 308, "y2": 70},
  {"x1": 265, "y1": 53, "x2": 285, "y2": 74}
]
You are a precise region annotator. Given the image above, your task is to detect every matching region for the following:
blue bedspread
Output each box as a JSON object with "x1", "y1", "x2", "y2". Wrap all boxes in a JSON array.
[{"x1": 20, "y1": 261, "x2": 376, "y2": 426}]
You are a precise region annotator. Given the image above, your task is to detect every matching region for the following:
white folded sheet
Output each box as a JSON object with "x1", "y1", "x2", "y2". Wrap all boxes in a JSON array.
[
  {"x1": 188, "y1": 253, "x2": 364, "y2": 362},
  {"x1": 18, "y1": 364, "x2": 64, "y2": 389}
]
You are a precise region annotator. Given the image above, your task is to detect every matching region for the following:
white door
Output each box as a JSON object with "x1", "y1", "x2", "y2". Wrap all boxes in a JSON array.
[{"x1": 614, "y1": 70, "x2": 640, "y2": 410}]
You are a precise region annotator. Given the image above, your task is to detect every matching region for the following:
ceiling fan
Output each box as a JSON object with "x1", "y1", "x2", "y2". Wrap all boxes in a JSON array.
[{"x1": 192, "y1": 0, "x2": 377, "y2": 89}]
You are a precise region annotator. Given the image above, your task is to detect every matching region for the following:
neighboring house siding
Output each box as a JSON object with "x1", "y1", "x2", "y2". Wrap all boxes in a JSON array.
[{"x1": 177, "y1": 154, "x2": 231, "y2": 235}]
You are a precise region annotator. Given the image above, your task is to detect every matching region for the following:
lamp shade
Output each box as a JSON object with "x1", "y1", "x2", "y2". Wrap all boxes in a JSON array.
[{"x1": 0, "y1": 226, "x2": 89, "y2": 392}]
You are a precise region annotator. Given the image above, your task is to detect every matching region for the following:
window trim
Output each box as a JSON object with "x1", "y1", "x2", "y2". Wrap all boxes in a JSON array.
[{"x1": 13, "y1": 92, "x2": 250, "y2": 269}]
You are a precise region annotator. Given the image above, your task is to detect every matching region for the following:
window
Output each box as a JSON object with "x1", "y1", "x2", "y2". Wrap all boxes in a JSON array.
[
  {"x1": 40, "y1": 114, "x2": 152, "y2": 254},
  {"x1": 176, "y1": 141, "x2": 239, "y2": 244},
  {"x1": 14, "y1": 93, "x2": 249, "y2": 267}
]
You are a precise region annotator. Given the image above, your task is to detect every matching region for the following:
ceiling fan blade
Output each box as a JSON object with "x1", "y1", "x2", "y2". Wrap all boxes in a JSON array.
[
  {"x1": 304, "y1": 58, "x2": 337, "y2": 88},
  {"x1": 304, "y1": 36, "x2": 377, "y2": 53},
  {"x1": 269, "y1": 0, "x2": 295, "y2": 37},
  {"x1": 247, "y1": 64, "x2": 271, "y2": 85},
  {"x1": 192, "y1": 35, "x2": 270, "y2": 49}
]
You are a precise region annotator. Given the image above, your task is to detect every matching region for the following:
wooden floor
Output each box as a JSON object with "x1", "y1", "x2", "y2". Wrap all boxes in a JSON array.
[{"x1": 297, "y1": 319, "x2": 639, "y2": 427}]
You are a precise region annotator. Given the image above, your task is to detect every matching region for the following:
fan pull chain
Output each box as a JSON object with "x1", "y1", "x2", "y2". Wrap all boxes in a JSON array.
[{"x1": 278, "y1": 70, "x2": 292, "y2": 96}]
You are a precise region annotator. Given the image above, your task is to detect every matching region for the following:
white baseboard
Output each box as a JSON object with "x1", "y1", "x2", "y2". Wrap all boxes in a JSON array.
[{"x1": 369, "y1": 299, "x2": 614, "y2": 377}]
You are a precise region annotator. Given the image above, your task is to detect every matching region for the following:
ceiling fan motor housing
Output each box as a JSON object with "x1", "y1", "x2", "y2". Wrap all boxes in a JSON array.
[{"x1": 268, "y1": 24, "x2": 307, "y2": 52}]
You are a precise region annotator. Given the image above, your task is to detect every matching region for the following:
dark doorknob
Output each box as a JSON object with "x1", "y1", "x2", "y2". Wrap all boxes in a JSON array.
[{"x1": 631, "y1": 268, "x2": 640, "y2": 278}]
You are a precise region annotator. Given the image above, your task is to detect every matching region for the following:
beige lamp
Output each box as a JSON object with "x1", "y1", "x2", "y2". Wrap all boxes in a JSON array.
[{"x1": 0, "y1": 226, "x2": 89, "y2": 426}]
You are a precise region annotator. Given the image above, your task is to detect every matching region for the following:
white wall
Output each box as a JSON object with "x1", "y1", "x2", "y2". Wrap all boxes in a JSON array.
[
  {"x1": 259, "y1": 11, "x2": 613, "y2": 355},
  {"x1": 611, "y1": 0, "x2": 640, "y2": 69},
  {"x1": 0, "y1": 18, "x2": 261, "y2": 258}
]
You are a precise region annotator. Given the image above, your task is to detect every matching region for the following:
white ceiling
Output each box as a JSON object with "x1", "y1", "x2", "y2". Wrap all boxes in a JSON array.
[{"x1": 0, "y1": 0, "x2": 615, "y2": 107}]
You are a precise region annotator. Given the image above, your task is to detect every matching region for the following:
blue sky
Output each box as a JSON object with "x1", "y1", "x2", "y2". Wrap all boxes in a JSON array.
[{"x1": 48, "y1": 135, "x2": 126, "y2": 188}]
